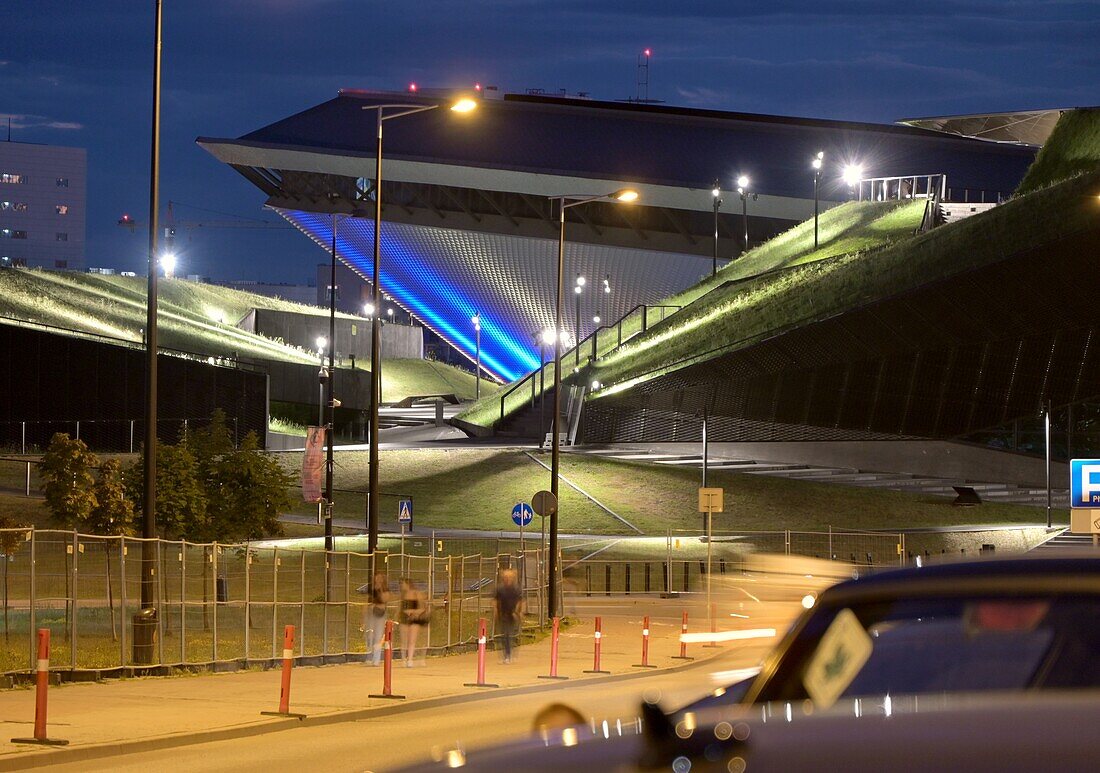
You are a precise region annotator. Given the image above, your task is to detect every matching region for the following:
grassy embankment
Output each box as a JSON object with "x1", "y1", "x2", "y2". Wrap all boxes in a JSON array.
[
  {"x1": 456, "y1": 199, "x2": 927, "y2": 428},
  {"x1": 1016, "y1": 107, "x2": 1100, "y2": 195},
  {"x1": 0, "y1": 271, "x2": 484, "y2": 403}
]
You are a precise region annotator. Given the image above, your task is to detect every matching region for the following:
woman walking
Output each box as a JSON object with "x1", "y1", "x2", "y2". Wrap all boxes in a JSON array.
[
  {"x1": 399, "y1": 578, "x2": 428, "y2": 667},
  {"x1": 363, "y1": 572, "x2": 390, "y2": 666}
]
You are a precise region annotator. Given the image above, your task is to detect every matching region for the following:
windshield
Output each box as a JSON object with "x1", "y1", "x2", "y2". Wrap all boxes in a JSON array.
[{"x1": 753, "y1": 596, "x2": 1100, "y2": 706}]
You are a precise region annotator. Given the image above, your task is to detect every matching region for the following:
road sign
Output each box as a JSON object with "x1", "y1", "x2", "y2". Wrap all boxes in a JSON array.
[
  {"x1": 698, "y1": 487, "x2": 724, "y2": 513},
  {"x1": 397, "y1": 499, "x2": 413, "y2": 524},
  {"x1": 532, "y1": 490, "x2": 558, "y2": 517},
  {"x1": 1070, "y1": 459, "x2": 1100, "y2": 509},
  {"x1": 512, "y1": 502, "x2": 534, "y2": 527}
]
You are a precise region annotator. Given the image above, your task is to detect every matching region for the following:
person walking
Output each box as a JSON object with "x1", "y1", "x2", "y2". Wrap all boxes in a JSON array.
[
  {"x1": 399, "y1": 578, "x2": 428, "y2": 667},
  {"x1": 493, "y1": 568, "x2": 524, "y2": 664},
  {"x1": 363, "y1": 571, "x2": 390, "y2": 666}
]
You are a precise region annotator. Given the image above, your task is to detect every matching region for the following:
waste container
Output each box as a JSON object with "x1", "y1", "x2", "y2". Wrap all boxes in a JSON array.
[
  {"x1": 132, "y1": 607, "x2": 158, "y2": 665},
  {"x1": 216, "y1": 577, "x2": 229, "y2": 603}
]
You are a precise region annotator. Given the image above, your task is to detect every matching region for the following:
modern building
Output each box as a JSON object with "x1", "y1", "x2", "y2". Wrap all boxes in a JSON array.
[
  {"x1": 0, "y1": 140, "x2": 86, "y2": 270},
  {"x1": 199, "y1": 90, "x2": 1037, "y2": 383}
]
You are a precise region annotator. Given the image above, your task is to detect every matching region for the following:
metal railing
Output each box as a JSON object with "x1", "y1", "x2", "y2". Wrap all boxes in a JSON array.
[
  {"x1": 0, "y1": 529, "x2": 550, "y2": 676},
  {"x1": 0, "y1": 417, "x2": 242, "y2": 455},
  {"x1": 857, "y1": 174, "x2": 946, "y2": 203}
]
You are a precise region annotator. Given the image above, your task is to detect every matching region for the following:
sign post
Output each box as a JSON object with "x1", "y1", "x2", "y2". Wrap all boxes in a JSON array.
[
  {"x1": 397, "y1": 499, "x2": 413, "y2": 569},
  {"x1": 1069, "y1": 459, "x2": 1100, "y2": 547},
  {"x1": 698, "y1": 487, "x2": 724, "y2": 645},
  {"x1": 532, "y1": 490, "x2": 557, "y2": 625}
]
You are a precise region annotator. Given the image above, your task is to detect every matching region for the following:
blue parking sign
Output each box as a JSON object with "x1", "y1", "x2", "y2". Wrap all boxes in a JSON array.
[{"x1": 1070, "y1": 460, "x2": 1100, "y2": 509}]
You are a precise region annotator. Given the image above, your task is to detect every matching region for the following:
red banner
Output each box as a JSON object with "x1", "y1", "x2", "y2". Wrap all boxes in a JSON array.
[{"x1": 301, "y1": 426, "x2": 325, "y2": 503}]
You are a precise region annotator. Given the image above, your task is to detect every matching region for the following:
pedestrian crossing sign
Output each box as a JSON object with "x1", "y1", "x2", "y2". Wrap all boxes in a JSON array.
[{"x1": 398, "y1": 499, "x2": 413, "y2": 524}]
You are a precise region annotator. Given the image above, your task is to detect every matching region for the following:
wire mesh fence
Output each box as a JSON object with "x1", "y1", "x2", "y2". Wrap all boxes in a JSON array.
[{"x1": 0, "y1": 529, "x2": 549, "y2": 676}]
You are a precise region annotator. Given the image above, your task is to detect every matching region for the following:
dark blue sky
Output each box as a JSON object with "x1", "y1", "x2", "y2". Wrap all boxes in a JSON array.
[{"x1": 3, "y1": 1, "x2": 1097, "y2": 283}]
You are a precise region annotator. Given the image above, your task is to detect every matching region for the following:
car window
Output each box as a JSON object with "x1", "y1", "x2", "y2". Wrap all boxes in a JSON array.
[{"x1": 753, "y1": 596, "x2": 1100, "y2": 705}]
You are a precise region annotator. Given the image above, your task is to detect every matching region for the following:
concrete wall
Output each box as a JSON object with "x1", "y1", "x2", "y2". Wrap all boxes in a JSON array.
[
  {"x1": 239, "y1": 308, "x2": 422, "y2": 363},
  {"x1": 242, "y1": 357, "x2": 372, "y2": 412}
]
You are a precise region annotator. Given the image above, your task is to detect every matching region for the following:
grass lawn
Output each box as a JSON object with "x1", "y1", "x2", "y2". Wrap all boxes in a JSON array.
[
  {"x1": 277, "y1": 449, "x2": 1057, "y2": 537},
  {"x1": 1017, "y1": 108, "x2": 1100, "y2": 195}
]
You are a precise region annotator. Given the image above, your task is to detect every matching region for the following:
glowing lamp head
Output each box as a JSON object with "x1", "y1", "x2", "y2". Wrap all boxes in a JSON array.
[
  {"x1": 736, "y1": 175, "x2": 750, "y2": 190},
  {"x1": 386, "y1": 307, "x2": 394, "y2": 317},
  {"x1": 591, "y1": 380, "x2": 601, "y2": 390},
  {"x1": 408, "y1": 83, "x2": 418, "y2": 93},
  {"x1": 363, "y1": 303, "x2": 375, "y2": 316},
  {"x1": 575, "y1": 275, "x2": 586, "y2": 287},
  {"x1": 574, "y1": 285, "x2": 582, "y2": 294},
  {"x1": 802, "y1": 594, "x2": 816, "y2": 609},
  {"x1": 471, "y1": 313, "x2": 480, "y2": 329},
  {"x1": 450, "y1": 97, "x2": 478, "y2": 113},
  {"x1": 812, "y1": 157, "x2": 822, "y2": 171},
  {"x1": 612, "y1": 188, "x2": 639, "y2": 203},
  {"x1": 160, "y1": 252, "x2": 176, "y2": 276},
  {"x1": 644, "y1": 48, "x2": 651, "y2": 57},
  {"x1": 711, "y1": 186, "x2": 721, "y2": 198},
  {"x1": 592, "y1": 315, "x2": 601, "y2": 324},
  {"x1": 842, "y1": 163, "x2": 863, "y2": 187},
  {"x1": 540, "y1": 328, "x2": 556, "y2": 345},
  {"x1": 315, "y1": 336, "x2": 327, "y2": 351}
]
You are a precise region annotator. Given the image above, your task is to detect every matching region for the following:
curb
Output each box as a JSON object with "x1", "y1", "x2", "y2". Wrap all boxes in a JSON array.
[{"x1": 0, "y1": 648, "x2": 722, "y2": 770}]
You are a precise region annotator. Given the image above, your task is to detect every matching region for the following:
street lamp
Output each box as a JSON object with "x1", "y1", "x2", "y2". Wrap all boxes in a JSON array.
[
  {"x1": 363, "y1": 302, "x2": 375, "y2": 317},
  {"x1": 812, "y1": 151, "x2": 824, "y2": 249},
  {"x1": 843, "y1": 163, "x2": 863, "y2": 192},
  {"x1": 545, "y1": 188, "x2": 639, "y2": 618},
  {"x1": 362, "y1": 95, "x2": 477, "y2": 555},
  {"x1": 574, "y1": 275, "x2": 585, "y2": 367},
  {"x1": 472, "y1": 312, "x2": 481, "y2": 399},
  {"x1": 160, "y1": 251, "x2": 176, "y2": 277},
  {"x1": 711, "y1": 181, "x2": 721, "y2": 276},
  {"x1": 736, "y1": 175, "x2": 756, "y2": 254}
]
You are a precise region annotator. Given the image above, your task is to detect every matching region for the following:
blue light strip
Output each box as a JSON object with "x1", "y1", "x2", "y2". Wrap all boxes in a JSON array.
[{"x1": 280, "y1": 209, "x2": 538, "y2": 382}]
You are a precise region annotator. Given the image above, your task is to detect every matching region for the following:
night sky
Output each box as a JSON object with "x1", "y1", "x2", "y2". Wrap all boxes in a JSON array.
[{"x1": 3, "y1": 1, "x2": 1097, "y2": 283}]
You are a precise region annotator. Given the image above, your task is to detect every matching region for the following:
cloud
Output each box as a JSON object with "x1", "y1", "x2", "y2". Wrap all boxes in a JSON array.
[{"x1": 0, "y1": 112, "x2": 83, "y2": 130}]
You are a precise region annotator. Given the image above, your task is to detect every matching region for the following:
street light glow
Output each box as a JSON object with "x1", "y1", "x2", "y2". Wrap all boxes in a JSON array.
[
  {"x1": 363, "y1": 302, "x2": 375, "y2": 316},
  {"x1": 450, "y1": 97, "x2": 478, "y2": 113},
  {"x1": 315, "y1": 336, "x2": 327, "y2": 351},
  {"x1": 576, "y1": 275, "x2": 586, "y2": 287},
  {"x1": 736, "y1": 175, "x2": 750, "y2": 189},
  {"x1": 711, "y1": 186, "x2": 721, "y2": 198},
  {"x1": 612, "y1": 188, "x2": 639, "y2": 202},
  {"x1": 842, "y1": 163, "x2": 863, "y2": 187},
  {"x1": 593, "y1": 315, "x2": 601, "y2": 324},
  {"x1": 160, "y1": 252, "x2": 176, "y2": 277}
]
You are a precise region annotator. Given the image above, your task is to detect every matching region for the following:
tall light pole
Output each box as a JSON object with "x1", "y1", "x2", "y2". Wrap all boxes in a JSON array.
[
  {"x1": 574, "y1": 275, "x2": 585, "y2": 367},
  {"x1": 363, "y1": 96, "x2": 477, "y2": 554},
  {"x1": 472, "y1": 312, "x2": 481, "y2": 400},
  {"x1": 812, "y1": 151, "x2": 823, "y2": 249},
  {"x1": 736, "y1": 175, "x2": 755, "y2": 254},
  {"x1": 323, "y1": 211, "x2": 339, "y2": 553},
  {"x1": 546, "y1": 188, "x2": 639, "y2": 618},
  {"x1": 602, "y1": 275, "x2": 611, "y2": 324},
  {"x1": 711, "y1": 181, "x2": 721, "y2": 276},
  {"x1": 140, "y1": 0, "x2": 164, "y2": 641}
]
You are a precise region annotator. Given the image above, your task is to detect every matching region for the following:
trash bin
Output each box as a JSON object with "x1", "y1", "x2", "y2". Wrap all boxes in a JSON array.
[
  {"x1": 216, "y1": 577, "x2": 229, "y2": 603},
  {"x1": 132, "y1": 607, "x2": 158, "y2": 665}
]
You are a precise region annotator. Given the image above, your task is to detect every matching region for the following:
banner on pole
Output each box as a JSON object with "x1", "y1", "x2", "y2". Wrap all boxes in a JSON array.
[{"x1": 301, "y1": 426, "x2": 325, "y2": 503}]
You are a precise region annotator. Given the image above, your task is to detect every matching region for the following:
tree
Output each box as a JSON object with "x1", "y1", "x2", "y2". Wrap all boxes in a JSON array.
[
  {"x1": 205, "y1": 432, "x2": 292, "y2": 543},
  {"x1": 40, "y1": 433, "x2": 99, "y2": 529},
  {"x1": 89, "y1": 459, "x2": 135, "y2": 641},
  {"x1": 125, "y1": 442, "x2": 208, "y2": 540},
  {"x1": 0, "y1": 513, "x2": 25, "y2": 642}
]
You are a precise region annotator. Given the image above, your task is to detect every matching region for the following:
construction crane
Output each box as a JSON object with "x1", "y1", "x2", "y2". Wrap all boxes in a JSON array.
[{"x1": 118, "y1": 200, "x2": 292, "y2": 248}]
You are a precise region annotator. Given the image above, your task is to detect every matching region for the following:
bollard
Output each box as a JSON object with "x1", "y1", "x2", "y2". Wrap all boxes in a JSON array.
[
  {"x1": 672, "y1": 610, "x2": 694, "y2": 660},
  {"x1": 538, "y1": 616, "x2": 569, "y2": 680},
  {"x1": 369, "y1": 620, "x2": 405, "y2": 699},
  {"x1": 464, "y1": 617, "x2": 499, "y2": 688},
  {"x1": 583, "y1": 616, "x2": 611, "y2": 674},
  {"x1": 633, "y1": 615, "x2": 656, "y2": 668},
  {"x1": 11, "y1": 629, "x2": 68, "y2": 746},
  {"x1": 261, "y1": 625, "x2": 306, "y2": 719},
  {"x1": 704, "y1": 601, "x2": 720, "y2": 648}
]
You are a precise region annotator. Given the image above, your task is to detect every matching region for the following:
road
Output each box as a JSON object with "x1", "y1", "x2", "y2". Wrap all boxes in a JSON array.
[{"x1": 45, "y1": 638, "x2": 772, "y2": 773}]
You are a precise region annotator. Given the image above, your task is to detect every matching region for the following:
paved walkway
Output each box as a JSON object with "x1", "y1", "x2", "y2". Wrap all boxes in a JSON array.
[{"x1": 0, "y1": 602, "x2": 796, "y2": 770}]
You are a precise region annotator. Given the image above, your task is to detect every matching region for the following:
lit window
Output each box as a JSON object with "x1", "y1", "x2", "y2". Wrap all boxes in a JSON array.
[
  {"x1": 1, "y1": 201, "x2": 27, "y2": 212},
  {"x1": 56, "y1": 232, "x2": 68, "y2": 241},
  {"x1": 1, "y1": 173, "x2": 27, "y2": 184},
  {"x1": 0, "y1": 229, "x2": 28, "y2": 239},
  {"x1": 56, "y1": 205, "x2": 69, "y2": 215},
  {"x1": 56, "y1": 177, "x2": 69, "y2": 187}
]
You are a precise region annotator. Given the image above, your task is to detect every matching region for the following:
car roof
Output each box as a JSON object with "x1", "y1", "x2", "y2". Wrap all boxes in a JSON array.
[{"x1": 823, "y1": 553, "x2": 1100, "y2": 605}]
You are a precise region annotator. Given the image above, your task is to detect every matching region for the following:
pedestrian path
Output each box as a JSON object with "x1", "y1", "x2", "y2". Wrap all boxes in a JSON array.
[
  {"x1": 0, "y1": 603, "x2": 796, "y2": 770},
  {"x1": 571, "y1": 447, "x2": 1069, "y2": 508}
]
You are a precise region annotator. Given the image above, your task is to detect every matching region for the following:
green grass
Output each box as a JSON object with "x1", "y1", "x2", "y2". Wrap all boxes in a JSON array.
[
  {"x1": 456, "y1": 200, "x2": 926, "y2": 429},
  {"x1": 588, "y1": 169, "x2": 1100, "y2": 396},
  {"x1": 276, "y1": 448, "x2": 1055, "y2": 536},
  {"x1": 379, "y1": 358, "x2": 487, "y2": 402},
  {"x1": 1017, "y1": 108, "x2": 1100, "y2": 195}
]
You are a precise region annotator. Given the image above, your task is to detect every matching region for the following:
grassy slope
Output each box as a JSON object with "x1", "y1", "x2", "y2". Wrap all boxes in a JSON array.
[
  {"x1": 590, "y1": 169, "x2": 1100, "y2": 394},
  {"x1": 276, "y1": 448, "x2": 1052, "y2": 536},
  {"x1": 1017, "y1": 108, "x2": 1100, "y2": 195},
  {"x1": 380, "y1": 358, "x2": 483, "y2": 402},
  {"x1": 456, "y1": 200, "x2": 925, "y2": 427}
]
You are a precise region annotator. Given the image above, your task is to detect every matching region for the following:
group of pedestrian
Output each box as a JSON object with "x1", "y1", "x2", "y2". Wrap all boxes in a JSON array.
[{"x1": 360, "y1": 565, "x2": 527, "y2": 667}]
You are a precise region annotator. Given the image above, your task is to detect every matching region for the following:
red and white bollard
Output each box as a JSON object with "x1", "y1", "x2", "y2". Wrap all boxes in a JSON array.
[
  {"x1": 11, "y1": 629, "x2": 67, "y2": 746},
  {"x1": 583, "y1": 616, "x2": 610, "y2": 674},
  {"x1": 261, "y1": 625, "x2": 306, "y2": 719},
  {"x1": 672, "y1": 610, "x2": 694, "y2": 660},
  {"x1": 538, "y1": 616, "x2": 569, "y2": 680},
  {"x1": 633, "y1": 615, "x2": 656, "y2": 668},
  {"x1": 464, "y1": 617, "x2": 499, "y2": 688},
  {"x1": 369, "y1": 620, "x2": 405, "y2": 700}
]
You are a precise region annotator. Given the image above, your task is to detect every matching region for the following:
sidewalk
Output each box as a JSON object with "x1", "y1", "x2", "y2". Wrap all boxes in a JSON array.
[{"x1": 0, "y1": 605, "x2": 791, "y2": 770}]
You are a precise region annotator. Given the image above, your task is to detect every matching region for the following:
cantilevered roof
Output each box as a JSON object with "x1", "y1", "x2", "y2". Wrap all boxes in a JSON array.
[{"x1": 897, "y1": 109, "x2": 1081, "y2": 147}]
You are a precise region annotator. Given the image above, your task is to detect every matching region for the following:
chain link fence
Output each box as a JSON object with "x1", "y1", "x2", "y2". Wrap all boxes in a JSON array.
[{"x1": 0, "y1": 529, "x2": 549, "y2": 677}]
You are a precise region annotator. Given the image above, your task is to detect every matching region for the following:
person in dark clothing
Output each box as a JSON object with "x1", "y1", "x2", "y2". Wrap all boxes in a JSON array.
[
  {"x1": 493, "y1": 568, "x2": 524, "y2": 663},
  {"x1": 362, "y1": 572, "x2": 390, "y2": 665}
]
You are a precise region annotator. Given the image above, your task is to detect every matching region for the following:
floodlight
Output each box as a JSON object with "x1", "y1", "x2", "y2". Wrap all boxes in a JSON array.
[
  {"x1": 842, "y1": 164, "x2": 863, "y2": 187},
  {"x1": 736, "y1": 175, "x2": 750, "y2": 189},
  {"x1": 316, "y1": 336, "x2": 327, "y2": 351},
  {"x1": 160, "y1": 252, "x2": 176, "y2": 277},
  {"x1": 363, "y1": 303, "x2": 375, "y2": 316}
]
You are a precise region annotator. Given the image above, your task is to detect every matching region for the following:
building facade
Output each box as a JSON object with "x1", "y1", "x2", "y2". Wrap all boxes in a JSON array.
[{"x1": 0, "y1": 141, "x2": 87, "y2": 270}]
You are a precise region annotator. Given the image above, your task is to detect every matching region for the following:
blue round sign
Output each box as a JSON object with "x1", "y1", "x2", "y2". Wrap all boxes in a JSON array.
[{"x1": 511, "y1": 502, "x2": 534, "y2": 527}]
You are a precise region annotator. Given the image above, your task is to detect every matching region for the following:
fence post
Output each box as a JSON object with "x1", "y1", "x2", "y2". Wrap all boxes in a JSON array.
[
  {"x1": 605, "y1": 564, "x2": 611, "y2": 596},
  {"x1": 28, "y1": 529, "x2": 36, "y2": 672},
  {"x1": 119, "y1": 537, "x2": 127, "y2": 667},
  {"x1": 344, "y1": 552, "x2": 350, "y2": 656},
  {"x1": 129, "y1": 420, "x2": 135, "y2": 454},
  {"x1": 322, "y1": 550, "x2": 329, "y2": 658},
  {"x1": 75, "y1": 421, "x2": 79, "y2": 441},
  {"x1": 21, "y1": 421, "x2": 26, "y2": 455},
  {"x1": 25, "y1": 461, "x2": 30, "y2": 497},
  {"x1": 446, "y1": 555, "x2": 453, "y2": 650},
  {"x1": 179, "y1": 543, "x2": 186, "y2": 665},
  {"x1": 71, "y1": 532, "x2": 78, "y2": 671},
  {"x1": 271, "y1": 547, "x2": 279, "y2": 661},
  {"x1": 244, "y1": 546, "x2": 251, "y2": 661},
  {"x1": 300, "y1": 551, "x2": 307, "y2": 657},
  {"x1": 212, "y1": 546, "x2": 219, "y2": 663}
]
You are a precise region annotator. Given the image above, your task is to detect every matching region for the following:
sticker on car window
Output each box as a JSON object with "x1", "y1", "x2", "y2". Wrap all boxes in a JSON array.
[{"x1": 802, "y1": 608, "x2": 874, "y2": 709}]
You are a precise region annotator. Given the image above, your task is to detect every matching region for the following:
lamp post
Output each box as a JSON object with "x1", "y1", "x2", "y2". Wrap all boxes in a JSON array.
[
  {"x1": 736, "y1": 175, "x2": 755, "y2": 254},
  {"x1": 812, "y1": 151, "x2": 823, "y2": 249},
  {"x1": 323, "y1": 209, "x2": 340, "y2": 552},
  {"x1": 574, "y1": 275, "x2": 585, "y2": 367},
  {"x1": 472, "y1": 312, "x2": 481, "y2": 400},
  {"x1": 711, "y1": 181, "x2": 721, "y2": 276},
  {"x1": 362, "y1": 96, "x2": 477, "y2": 554},
  {"x1": 546, "y1": 188, "x2": 639, "y2": 618},
  {"x1": 140, "y1": 0, "x2": 165, "y2": 639}
]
